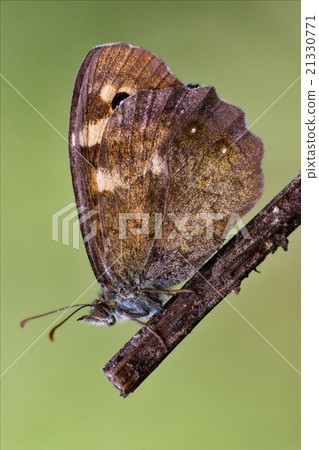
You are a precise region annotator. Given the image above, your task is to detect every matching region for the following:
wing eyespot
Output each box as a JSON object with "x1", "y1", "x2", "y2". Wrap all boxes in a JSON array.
[{"x1": 111, "y1": 92, "x2": 130, "y2": 110}]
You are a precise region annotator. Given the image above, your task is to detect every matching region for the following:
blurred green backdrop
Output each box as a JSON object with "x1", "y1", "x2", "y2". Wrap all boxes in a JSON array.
[{"x1": 1, "y1": 1, "x2": 300, "y2": 450}]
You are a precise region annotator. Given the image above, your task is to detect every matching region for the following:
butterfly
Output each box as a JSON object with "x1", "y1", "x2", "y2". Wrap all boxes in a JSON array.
[{"x1": 21, "y1": 43, "x2": 263, "y2": 344}]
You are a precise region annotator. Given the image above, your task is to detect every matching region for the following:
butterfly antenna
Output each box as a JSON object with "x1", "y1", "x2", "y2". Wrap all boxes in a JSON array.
[
  {"x1": 48, "y1": 305, "x2": 90, "y2": 341},
  {"x1": 20, "y1": 304, "x2": 91, "y2": 328}
]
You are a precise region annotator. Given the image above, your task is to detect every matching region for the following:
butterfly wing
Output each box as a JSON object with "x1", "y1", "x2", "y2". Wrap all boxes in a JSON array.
[
  {"x1": 68, "y1": 44, "x2": 181, "y2": 285},
  {"x1": 97, "y1": 85, "x2": 263, "y2": 289}
]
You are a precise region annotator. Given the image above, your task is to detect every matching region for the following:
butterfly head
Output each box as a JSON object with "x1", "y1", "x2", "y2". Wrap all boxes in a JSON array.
[
  {"x1": 20, "y1": 287, "x2": 162, "y2": 340},
  {"x1": 19, "y1": 291, "x2": 118, "y2": 341},
  {"x1": 77, "y1": 294, "x2": 116, "y2": 326}
]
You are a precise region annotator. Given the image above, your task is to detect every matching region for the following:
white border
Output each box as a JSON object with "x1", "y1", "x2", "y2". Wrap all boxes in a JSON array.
[{"x1": 301, "y1": 0, "x2": 319, "y2": 448}]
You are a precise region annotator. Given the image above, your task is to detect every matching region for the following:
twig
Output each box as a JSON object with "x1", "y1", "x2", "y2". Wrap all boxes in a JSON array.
[{"x1": 103, "y1": 173, "x2": 301, "y2": 397}]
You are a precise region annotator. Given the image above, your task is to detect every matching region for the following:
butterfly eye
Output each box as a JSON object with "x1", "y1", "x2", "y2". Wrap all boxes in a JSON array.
[{"x1": 111, "y1": 92, "x2": 130, "y2": 110}]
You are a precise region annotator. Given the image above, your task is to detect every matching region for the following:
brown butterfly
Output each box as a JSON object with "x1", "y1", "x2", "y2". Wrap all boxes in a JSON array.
[{"x1": 21, "y1": 43, "x2": 263, "y2": 343}]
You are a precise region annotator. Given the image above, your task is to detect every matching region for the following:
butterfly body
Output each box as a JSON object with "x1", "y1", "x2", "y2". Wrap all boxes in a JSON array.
[{"x1": 78, "y1": 287, "x2": 162, "y2": 326}]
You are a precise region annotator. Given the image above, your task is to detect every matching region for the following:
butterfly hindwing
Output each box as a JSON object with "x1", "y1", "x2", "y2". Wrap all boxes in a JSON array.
[{"x1": 96, "y1": 85, "x2": 263, "y2": 289}]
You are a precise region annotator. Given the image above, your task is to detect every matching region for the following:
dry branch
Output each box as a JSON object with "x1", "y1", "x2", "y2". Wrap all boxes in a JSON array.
[{"x1": 103, "y1": 173, "x2": 301, "y2": 397}]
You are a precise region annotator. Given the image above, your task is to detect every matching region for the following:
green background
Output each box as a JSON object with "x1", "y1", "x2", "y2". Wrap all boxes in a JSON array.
[{"x1": 1, "y1": 1, "x2": 300, "y2": 449}]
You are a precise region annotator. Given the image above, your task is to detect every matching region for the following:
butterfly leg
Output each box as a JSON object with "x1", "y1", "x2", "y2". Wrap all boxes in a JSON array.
[
  {"x1": 77, "y1": 315, "x2": 116, "y2": 326},
  {"x1": 140, "y1": 287, "x2": 199, "y2": 298},
  {"x1": 121, "y1": 312, "x2": 167, "y2": 352}
]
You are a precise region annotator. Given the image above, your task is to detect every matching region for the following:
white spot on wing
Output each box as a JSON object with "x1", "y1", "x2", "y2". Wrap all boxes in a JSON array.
[
  {"x1": 191, "y1": 127, "x2": 196, "y2": 134},
  {"x1": 100, "y1": 84, "x2": 116, "y2": 102},
  {"x1": 79, "y1": 119, "x2": 107, "y2": 147},
  {"x1": 97, "y1": 168, "x2": 124, "y2": 192},
  {"x1": 222, "y1": 148, "x2": 227, "y2": 154},
  {"x1": 151, "y1": 154, "x2": 167, "y2": 175}
]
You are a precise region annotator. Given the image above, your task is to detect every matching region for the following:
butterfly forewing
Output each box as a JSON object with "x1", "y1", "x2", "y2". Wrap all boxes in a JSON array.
[{"x1": 69, "y1": 44, "x2": 181, "y2": 285}]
